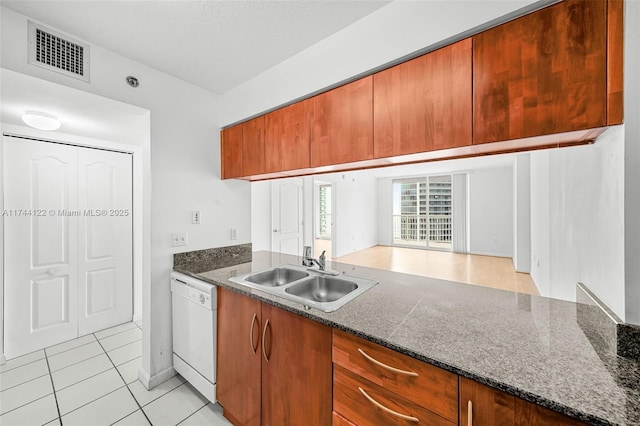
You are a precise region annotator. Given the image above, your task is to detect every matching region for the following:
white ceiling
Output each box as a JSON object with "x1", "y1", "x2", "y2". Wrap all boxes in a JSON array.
[
  {"x1": 0, "y1": 69, "x2": 150, "y2": 144},
  {"x1": 1, "y1": 0, "x2": 390, "y2": 94}
]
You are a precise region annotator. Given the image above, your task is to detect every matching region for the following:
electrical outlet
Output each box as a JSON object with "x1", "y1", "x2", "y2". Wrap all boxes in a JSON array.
[
  {"x1": 230, "y1": 228, "x2": 238, "y2": 240},
  {"x1": 192, "y1": 210, "x2": 200, "y2": 224},
  {"x1": 171, "y1": 232, "x2": 188, "y2": 247}
]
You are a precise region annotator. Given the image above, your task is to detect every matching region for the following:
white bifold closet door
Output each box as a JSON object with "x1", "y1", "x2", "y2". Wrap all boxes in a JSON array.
[{"x1": 3, "y1": 136, "x2": 132, "y2": 358}]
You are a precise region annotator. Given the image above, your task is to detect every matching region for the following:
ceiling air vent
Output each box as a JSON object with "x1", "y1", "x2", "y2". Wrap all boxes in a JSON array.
[{"x1": 28, "y1": 21, "x2": 90, "y2": 82}]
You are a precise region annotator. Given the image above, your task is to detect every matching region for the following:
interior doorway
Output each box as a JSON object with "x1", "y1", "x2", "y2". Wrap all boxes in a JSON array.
[
  {"x1": 3, "y1": 136, "x2": 133, "y2": 358},
  {"x1": 271, "y1": 178, "x2": 303, "y2": 256}
]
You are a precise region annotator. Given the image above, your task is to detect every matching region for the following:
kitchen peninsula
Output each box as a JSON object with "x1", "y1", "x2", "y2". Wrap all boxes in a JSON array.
[{"x1": 175, "y1": 251, "x2": 640, "y2": 426}]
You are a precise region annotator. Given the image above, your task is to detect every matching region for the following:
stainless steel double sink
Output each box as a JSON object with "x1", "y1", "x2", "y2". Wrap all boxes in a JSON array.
[{"x1": 229, "y1": 264, "x2": 378, "y2": 312}]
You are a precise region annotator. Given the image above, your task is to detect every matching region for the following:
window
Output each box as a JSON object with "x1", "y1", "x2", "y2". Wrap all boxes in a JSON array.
[
  {"x1": 318, "y1": 184, "x2": 332, "y2": 239},
  {"x1": 392, "y1": 175, "x2": 452, "y2": 250}
]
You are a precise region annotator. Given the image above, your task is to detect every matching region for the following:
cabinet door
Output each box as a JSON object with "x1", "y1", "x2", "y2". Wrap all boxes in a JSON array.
[
  {"x1": 374, "y1": 38, "x2": 472, "y2": 157},
  {"x1": 460, "y1": 377, "x2": 585, "y2": 426},
  {"x1": 261, "y1": 303, "x2": 332, "y2": 426},
  {"x1": 265, "y1": 101, "x2": 310, "y2": 173},
  {"x1": 473, "y1": 0, "x2": 607, "y2": 144},
  {"x1": 242, "y1": 116, "x2": 266, "y2": 176},
  {"x1": 310, "y1": 77, "x2": 373, "y2": 167},
  {"x1": 220, "y1": 125, "x2": 243, "y2": 179},
  {"x1": 216, "y1": 288, "x2": 262, "y2": 426},
  {"x1": 514, "y1": 397, "x2": 586, "y2": 426},
  {"x1": 460, "y1": 377, "x2": 515, "y2": 426}
]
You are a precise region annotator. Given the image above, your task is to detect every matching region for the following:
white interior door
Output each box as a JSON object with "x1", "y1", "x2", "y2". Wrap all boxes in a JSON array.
[
  {"x1": 77, "y1": 147, "x2": 132, "y2": 335},
  {"x1": 271, "y1": 178, "x2": 303, "y2": 256},
  {"x1": 3, "y1": 137, "x2": 80, "y2": 358},
  {"x1": 3, "y1": 137, "x2": 133, "y2": 358}
]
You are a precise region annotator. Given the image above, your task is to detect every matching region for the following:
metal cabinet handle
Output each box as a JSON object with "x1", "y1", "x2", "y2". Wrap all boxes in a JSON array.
[
  {"x1": 262, "y1": 319, "x2": 270, "y2": 362},
  {"x1": 358, "y1": 387, "x2": 419, "y2": 423},
  {"x1": 468, "y1": 400, "x2": 473, "y2": 426},
  {"x1": 357, "y1": 348, "x2": 419, "y2": 377},
  {"x1": 249, "y1": 314, "x2": 258, "y2": 354}
]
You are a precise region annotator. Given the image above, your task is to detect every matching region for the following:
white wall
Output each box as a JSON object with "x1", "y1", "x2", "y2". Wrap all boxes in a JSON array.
[
  {"x1": 219, "y1": 0, "x2": 539, "y2": 126},
  {"x1": 530, "y1": 151, "x2": 551, "y2": 296},
  {"x1": 513, "y1": 155, "x2": 531, "y2": 272},
  {"x1": 1, "y1": 6, "x2": 252, "y2": 385},
  {"x1": 530, "y1": 127, "x2": 625, "y2": 319},
  {"x1": 468, "y1": 168, "x2": 514, "y2": 257},
  {"x1": 377, "y1": 177, "x2": 393, "y2": 246},
  {"x1": 251, "y1": 181, "x2": 272, "y2": 252},
  {"x1": 331, "y1": 172, "x2": 378, "y2": 258}
]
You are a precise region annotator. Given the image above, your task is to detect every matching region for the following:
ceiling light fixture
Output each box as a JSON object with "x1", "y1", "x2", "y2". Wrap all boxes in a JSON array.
[{"x1": 21, "y1": 111, "x2": 62, "y2": 131}]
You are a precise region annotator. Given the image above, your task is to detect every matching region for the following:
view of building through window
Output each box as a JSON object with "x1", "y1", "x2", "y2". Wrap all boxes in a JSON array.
[
  {"x1": 318, "y1": 184, "x2": 332, "y2": 239},
  {"x1": 392, "y1": 175, "x2": 452, "y2": 250}
]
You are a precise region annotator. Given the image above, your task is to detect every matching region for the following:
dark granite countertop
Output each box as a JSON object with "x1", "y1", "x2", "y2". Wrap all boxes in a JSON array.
[{"x1": 175, "y1": 251, "x2": 640, "y2": 426}]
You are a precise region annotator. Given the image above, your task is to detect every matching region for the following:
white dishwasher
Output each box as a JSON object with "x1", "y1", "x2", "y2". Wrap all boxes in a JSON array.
[{"x1": 170, "y1": 271, "x2": 216, "y2": 402}]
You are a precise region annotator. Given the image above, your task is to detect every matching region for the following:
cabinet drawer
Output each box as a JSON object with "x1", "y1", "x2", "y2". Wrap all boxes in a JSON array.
[
  {"x1": 332, "y1": 329, "x2": 458, "y2": 422},
  {"x1": 334, "y1": 365, "x2": 456, "y2": 426}
]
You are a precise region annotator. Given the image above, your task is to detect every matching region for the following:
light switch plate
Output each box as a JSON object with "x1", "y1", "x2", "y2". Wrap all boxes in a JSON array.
[{"x1": 230, "y1": 228, "x2": 238, "y2": 240}]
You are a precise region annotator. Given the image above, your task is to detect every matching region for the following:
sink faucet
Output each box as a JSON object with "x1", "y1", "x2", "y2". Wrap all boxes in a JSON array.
[{"x1": 302, "y1": 246, "x2": 326, "y2": 271}]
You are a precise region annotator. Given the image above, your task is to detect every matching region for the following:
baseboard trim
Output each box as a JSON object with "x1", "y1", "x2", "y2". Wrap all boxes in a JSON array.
[
  {"x1": 468, "y1": 250, "x2": 512, "y2": 258},
  {"x1": 138, "y1": 365, "x2": 176, "y2": 390}
]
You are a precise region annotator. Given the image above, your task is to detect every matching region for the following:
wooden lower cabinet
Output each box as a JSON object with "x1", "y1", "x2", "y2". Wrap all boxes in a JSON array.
[
  {"x1": 219, "y1": 291, "x2": 587, "y2": 426},
  {"x1": 261, "y1": 303, "x2": 332, "y2": 425},
  {"x1": 216, "y1": 288, "x2": 261, "y2": 426},
  {"x1": 216, "y1": 287, "x2": 332, "y2": 425},
  {"x1": 333, "y1": 411, "x2": 357, "y2": 426},
  {"x1": 459, "y1": 377, "x2": 586, "y2": 426}
]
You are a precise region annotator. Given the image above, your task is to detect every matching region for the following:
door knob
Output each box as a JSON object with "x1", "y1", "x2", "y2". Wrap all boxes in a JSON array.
[{"x1": 273, "y1": 229, "x2": 280, "y2": 233}]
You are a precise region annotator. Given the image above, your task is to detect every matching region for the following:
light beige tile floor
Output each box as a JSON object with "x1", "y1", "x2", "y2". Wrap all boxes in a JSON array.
[{"x1": 0, "y1": 322, "x2": 230, "y2": 426}]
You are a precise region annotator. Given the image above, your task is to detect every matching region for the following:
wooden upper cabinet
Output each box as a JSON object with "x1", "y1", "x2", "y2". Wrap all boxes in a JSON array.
[
  {"x1": 220, "y1": 125, "x2": 243, "y2": 179},
  {"x1": 242, "y1": 116, "x2": 266, "y2": 176},
  {"x1": 374, "y1": 38, "x2": 472, "y2": 157},
  {"x1": 310, "y1": 76, "x2": 373, "y2": 167},
  {"x1": 264, "y1": 101, "x2": 310, "y2": 173},
  {"x1": 473, "y1": 0, "x2": 607, "y2": 144},
  {"x1": 607, "y1": 0, "x2": 624, "y2": 125}
]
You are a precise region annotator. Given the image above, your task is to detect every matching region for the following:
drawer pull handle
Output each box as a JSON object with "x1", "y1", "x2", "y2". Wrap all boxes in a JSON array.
[
  {"x1": 357, "y1": 348, "x2": 419, "y2": 377},
  {"x1": 249, "y1": 313, "x2": 258, "y2": 354},
  {"x1": 468, "y1": 400, "x2": 473, "y2": 426},
  {"x1": 262, "y1": 319, "x2": 270, "y2": 362},
  {"x1": 358, "y1": 387, "x2": 419, "y2": 423}
]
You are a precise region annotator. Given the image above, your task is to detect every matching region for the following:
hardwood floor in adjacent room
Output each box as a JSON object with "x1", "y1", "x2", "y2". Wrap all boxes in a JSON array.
[{"x1": 333, "y1": 245, "x2": 539, "y2": 296}]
